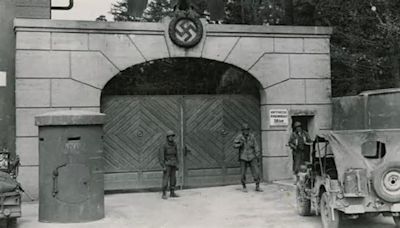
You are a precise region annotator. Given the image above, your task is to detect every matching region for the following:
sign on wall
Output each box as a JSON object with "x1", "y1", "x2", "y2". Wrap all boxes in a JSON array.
[
  {"x1": 269, "y1": 109, "x2": 289, "y2": 127},
  {"x1": 0, "y1": 71, "x2": 6, "y2": 87}
]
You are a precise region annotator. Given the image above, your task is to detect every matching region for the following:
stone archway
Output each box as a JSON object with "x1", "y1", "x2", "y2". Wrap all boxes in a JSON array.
[
  {"x1": 14, "y1": 19, "x2": 332, "y2": 197},
  {"x1": 100, "y1": 58, "x2": 263, "y2": 190}
]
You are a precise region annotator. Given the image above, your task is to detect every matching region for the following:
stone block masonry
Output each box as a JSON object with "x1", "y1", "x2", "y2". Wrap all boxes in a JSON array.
[{"x1": 14, "y1": 18, "x2": 332, "y2": 199}]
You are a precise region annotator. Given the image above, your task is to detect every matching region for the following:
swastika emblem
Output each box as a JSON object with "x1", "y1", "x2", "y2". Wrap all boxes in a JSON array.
[{"x1": 169, "y1": 15, "x2": 203, "y2": 48}]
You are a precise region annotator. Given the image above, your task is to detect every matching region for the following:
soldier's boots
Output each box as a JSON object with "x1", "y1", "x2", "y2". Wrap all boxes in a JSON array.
[
  {"x1": 162, "y1": 191, "x2": 167, "y2": 200},
  {"x1": 242, "y1": 184, "x2": 248, "y2": 193},
  {"x1": 255, "y1": 183, "x2": 263, "y2": 192},
  {"x1": 170, "y1": 189, "x2": 179, "y2": 198}
]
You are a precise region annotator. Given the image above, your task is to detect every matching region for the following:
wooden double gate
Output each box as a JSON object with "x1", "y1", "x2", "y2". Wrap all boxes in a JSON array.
[{"x1": 101, "y1": 95, "x2": 261, "y2": 191}]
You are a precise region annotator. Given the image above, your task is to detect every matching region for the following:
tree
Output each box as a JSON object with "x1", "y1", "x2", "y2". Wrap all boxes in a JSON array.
[
  {"x1": 110, "y1": 0, "x2": 138, "y2": 21},
  {"x1": 143, "y1": 0, "x2": 174, "y2": 22},
  {"x1": 223, "y1": 0, "x2": 312, "y2": 26},
  {"x1": 114, "y1": 0, "x2": 209, "y2": 22},
  {"x1": 312, "y1": 0, "x2": 400, "y2": 96},
  {"x1": 273, "y1": 0, "x2": 400, "y2": 95},
  {"x1": 224, "y1": 0, "x2": 282, "y2": 25},
  {"x1": 283, "y1": 0, "x2": 294, "y2": 24},
  {"x1": 371, "y1": 0, "x2": 400, "y2": 88}
]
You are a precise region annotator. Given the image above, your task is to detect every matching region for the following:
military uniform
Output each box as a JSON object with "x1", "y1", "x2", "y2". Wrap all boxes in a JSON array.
[
  {"x1": 234, "y1": 124, "x2": 262, "y2": 192},
  {"x1": 288, "y1": 123, "x2": 311, "y2": 174},
  {"x1": 159, "y1": 131, "x2": 179, "y2": 199}
]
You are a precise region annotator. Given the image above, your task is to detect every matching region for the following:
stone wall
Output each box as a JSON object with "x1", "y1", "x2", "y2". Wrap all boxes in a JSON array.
[
  {"x1": 14, "y1": 18, "x2": 332, "y2": 199},
  {"x1": 0, "y1": 0, "x2": 50, "y2": 176}
]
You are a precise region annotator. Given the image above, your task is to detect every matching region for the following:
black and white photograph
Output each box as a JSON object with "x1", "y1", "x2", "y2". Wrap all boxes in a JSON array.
[{"x1": 1, "y1": 0, "x2": 400, "y2": 227}]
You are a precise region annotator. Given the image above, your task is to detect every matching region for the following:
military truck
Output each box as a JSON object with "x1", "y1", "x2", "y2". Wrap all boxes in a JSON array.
[
  {"x1": 296, "y1": 89, "x2": 400, "y2": 228},
  {"x1": 0, "y1": 148, "x2": 21, "y2": 228}
]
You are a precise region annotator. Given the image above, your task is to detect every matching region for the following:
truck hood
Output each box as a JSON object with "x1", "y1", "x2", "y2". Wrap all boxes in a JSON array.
[{"x1": 321, "y1": 129, "x2": 400, "y2": 183}]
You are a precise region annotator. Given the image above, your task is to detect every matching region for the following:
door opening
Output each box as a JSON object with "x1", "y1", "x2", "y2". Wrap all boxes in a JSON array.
[
  {"x1": 291, "y1": 115, "x2": 315, "y2": 137},
  {"x1": 291, "y1": 115, "x2": 315, "y2": 163}
]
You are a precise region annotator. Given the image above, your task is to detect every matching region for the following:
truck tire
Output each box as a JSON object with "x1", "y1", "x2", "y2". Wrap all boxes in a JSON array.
[
  {"x1": 372, "y1": 162, "x2": 400, "y2": 203},
  {"x1": 296, "y1": 183, "x2": 311, "y2": 216},
  {"x1": 7, "y1": 218, "x2": 17, "y2": 228},
  {"x1": 0, "y1": 218, "x2": 16, "y2": 228},
  {"x1": 320, "y1": 192, "x2": 340, "y2": 228},
  {"x1": 394, "y1": 215, "x2": 400, "y2": 227}
]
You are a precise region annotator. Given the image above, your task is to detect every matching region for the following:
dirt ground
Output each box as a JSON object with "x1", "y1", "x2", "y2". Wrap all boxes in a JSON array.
[{"x1": 17, "y1": 183, "x2": 396, "y2": 228}]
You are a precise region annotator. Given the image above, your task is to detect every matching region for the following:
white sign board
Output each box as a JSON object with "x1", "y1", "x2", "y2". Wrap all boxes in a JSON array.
[
  {"x1": 269, "y1": 109, "x2": 289, "y2": 126},
  {"x1": 0, "y1": 72, "x2": 6, "y2": 87}
]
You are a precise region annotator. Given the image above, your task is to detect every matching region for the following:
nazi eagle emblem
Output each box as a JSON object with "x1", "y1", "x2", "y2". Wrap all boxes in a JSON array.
[{"x1": 169, "y1": 14, "x2": 203, "y2": 48}]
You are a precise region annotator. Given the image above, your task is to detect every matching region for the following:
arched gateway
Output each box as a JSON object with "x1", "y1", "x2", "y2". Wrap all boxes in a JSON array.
[
  {"x1": 14, "y1": 18, "x2": 332, "y2": 196},
  {"x1": 101, "y1": 58, "x2": 262, "y2": 190}
]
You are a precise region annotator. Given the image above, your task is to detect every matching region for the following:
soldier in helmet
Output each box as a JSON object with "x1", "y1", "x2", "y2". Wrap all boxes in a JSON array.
[
  {"x1": 159, "y1": 130, "x2": 179, "y2": 199},
  {"x1": 288, "y1": 121, "x2": 312, "y2": 180},
  {"x1": 234, "y1": 123, "x2": 262, "y2": 192}
]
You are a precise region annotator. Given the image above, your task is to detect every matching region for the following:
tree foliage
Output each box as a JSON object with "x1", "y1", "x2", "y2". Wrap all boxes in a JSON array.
[
  {"x1": 225, "y1": 0, "x2": 400, "y2": 96},
  {"x1": 143, "y1": 0, "x2": 174, "y2": 22},
  {"x1": 113, "y1": 0, "x2": 209, "y2": 22},
  {"x1": 111, "y1": 0, "x2": 138, "y2": 21},
  {"x1": 313, "y1": 0, "x2": 400, "y2": 96}
]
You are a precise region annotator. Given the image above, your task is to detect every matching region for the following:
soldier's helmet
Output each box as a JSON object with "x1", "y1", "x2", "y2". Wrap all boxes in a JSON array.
[
  {"x1": 294, "y1": 121, "x2": 302, "y2": 128},
  {"x1": 241, "y1": 123, "x2": 250, "y2": 130},
  {"x1": 166, "y1": 130, "x2": 175, "y2": 137}
]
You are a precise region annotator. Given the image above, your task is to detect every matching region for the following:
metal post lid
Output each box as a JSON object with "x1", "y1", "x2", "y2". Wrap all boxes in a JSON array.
[{"x1": 35, "y1": 110, "x2": 105, "y2": 126}]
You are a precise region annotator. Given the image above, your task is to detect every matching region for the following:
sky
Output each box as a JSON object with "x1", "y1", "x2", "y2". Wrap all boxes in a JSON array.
[{"x1": 51, "y1": 0, "x2": 118, "y2": 21}]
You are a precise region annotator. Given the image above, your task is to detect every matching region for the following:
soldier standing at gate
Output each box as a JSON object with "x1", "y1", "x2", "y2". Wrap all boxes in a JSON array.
[
  {"x1": 288, "y1": 121, "x2": 312, "y2": 182},
  {"x1": 159, "y1": 130, "x2": 179, "y2": 199},
  {"x1": 234, "y1": 123, "x2": 263, "y2": 192}
]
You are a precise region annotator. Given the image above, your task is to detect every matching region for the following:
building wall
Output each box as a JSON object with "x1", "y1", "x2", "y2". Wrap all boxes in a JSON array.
[
  {"x1": 0, "y1": 0, "x2": 48, "y2": 157},
  {"x1": 14, "y1": 18, "x2": 332, "y2": 199},
  {"x1": 0, "y1": 0, "x2": 50, "y2": 200},
  {"x1": 0, "y1": 0, "x2": 17, "y2": 157}
]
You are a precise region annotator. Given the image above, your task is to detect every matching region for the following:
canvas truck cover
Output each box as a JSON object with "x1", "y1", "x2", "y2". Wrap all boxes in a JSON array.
[
  {"x1": 321, "y1": 129, "x2": 400, "y2": 183},
  {"x1": 333, "y1": 88, "x2": 400, "y2": 130}
]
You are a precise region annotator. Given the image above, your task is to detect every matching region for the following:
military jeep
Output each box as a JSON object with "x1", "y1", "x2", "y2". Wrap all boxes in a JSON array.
[{"x1": 296, "y1": 130, "x2": 400, "y2": 228}]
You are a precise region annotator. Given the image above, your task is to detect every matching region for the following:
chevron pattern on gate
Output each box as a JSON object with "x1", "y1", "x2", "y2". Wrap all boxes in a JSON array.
[
  {"x1": 184, "y1": 96, "x2": 224, "y2": 169},
  {"x1": 223, "y1": 95, "x2": 261, "y2": 167},
  {"x1": 102, "y1": 96, "x2": 180, "y2": 173},
  {"x1": 184, "y1": 95, "x2": 260, "y2": 170},
  {"x1": 101, "y1": 94, "x2": 260, "y2": 189}
]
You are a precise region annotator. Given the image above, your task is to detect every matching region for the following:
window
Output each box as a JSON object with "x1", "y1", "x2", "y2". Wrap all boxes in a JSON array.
[{"x1": 361, "y1": 141, "x2": 386, "y2": 159}]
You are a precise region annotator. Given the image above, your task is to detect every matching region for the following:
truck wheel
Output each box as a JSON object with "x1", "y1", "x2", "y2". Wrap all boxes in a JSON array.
[
  {"x1": 296, "y1": 183, "x2": 311, "y2": 216},
  {"x1": 0, "y1": 218, "x2": 16, "y2": 228},
  {"x1": 372, "y1": 162, "x2": 400, "y2": 203},
  {"x1": 6, "y1": 218, "x2": 16, "y2": 228},
  {"x1": 394, "y1": 216, "x2": 400, "y2": 227},
  {"x1": 0, "y1": 220, "x2": 6, "y2": 228},
  {"x1": 320, "y1": 192, "x2": 340, "y2": 228}
]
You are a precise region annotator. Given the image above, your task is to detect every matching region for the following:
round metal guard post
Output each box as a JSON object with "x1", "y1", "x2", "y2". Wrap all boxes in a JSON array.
[{"x1": 36, "y1": 110, "x2": 105, "y2": 223}]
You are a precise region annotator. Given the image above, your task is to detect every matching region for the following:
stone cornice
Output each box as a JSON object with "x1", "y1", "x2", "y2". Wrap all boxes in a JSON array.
[{"x1": 14, "y1": 18, "x2": 332, "y2": 38}]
